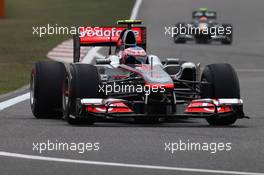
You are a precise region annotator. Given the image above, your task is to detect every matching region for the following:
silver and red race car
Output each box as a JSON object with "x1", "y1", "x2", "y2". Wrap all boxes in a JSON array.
[{"x1": 30, "y1": 20, "x2": 246, "y2": 126}]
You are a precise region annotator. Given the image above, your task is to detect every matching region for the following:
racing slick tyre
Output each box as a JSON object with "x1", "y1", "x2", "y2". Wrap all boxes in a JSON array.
[
  {"x1": 221, "y1": 24, "x2": 233, "y2": 45},
  {"x1": 73, "y1": 34, "x2": 80, "y2": 62},
  {"x1": 201, "y1": 63, "x2": 240, "y2": 126},
  {"x1": 63, "y1": 64, "x2": 102, "y2": 125},
  {"x1": 30, "y1": 60, "x2": 66, "y2": 119},
  {"x1": 195, "y1": 37, "x2": 211, "y2": 44},
  {"x1": 174, "y1": 23, "x2": 187, "y2": 44}
]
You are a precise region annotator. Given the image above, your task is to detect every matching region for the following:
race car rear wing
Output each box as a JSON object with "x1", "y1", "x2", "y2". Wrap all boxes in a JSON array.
[
  {"x1": 73, "y1": 26, "x2": 146, "y2": 62},
  {"x1": 78, "y1": 26, "x2": 146, "y2": 46}
]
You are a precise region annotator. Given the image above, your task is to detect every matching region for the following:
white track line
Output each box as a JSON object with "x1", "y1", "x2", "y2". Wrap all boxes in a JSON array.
[
  {"x1": 0, "y1": 93, "x2": 30, "y2": 111},
  {"x1": 130, "y1": 0, "x2": 142, "y2": 20},
  {"x1": 0, "y1": 151, "x2": 263, "y2": 175},
  {"x1": 81, "y1": 47, "x2": 103, "y2": 63}
]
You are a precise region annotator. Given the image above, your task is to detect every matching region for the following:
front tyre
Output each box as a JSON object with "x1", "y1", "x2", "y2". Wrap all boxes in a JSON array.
[
  {"x1": 201, "y1": 63, "x2": 240, "y2": 126},
  {"x1": 174, "y1": 23, "x2": 187, "y2": 44},
  {"x1": 63, "y1": 64, "x2": 102, "y2": 125},
  {"x1": 221, "y1": 24, "x2": 233, "y2": 45}
]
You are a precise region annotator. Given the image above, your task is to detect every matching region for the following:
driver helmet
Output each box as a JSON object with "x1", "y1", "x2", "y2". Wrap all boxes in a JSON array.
[
  {"x1": 199, "y1": 16, "x2": 208, "y2": 22},
  {"x1": 121, "y1": 46, "x2": 148, "y2": 64}
]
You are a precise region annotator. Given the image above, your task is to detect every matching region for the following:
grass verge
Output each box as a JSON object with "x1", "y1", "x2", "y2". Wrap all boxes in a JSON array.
[{"x1": 0, "y1": 0, "x2": 134, "y2": 94}]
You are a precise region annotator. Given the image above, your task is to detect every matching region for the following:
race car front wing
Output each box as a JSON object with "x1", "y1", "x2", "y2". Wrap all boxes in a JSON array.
[{"x1": 70, "y1": 98, "x2": 246, "y2": 121}]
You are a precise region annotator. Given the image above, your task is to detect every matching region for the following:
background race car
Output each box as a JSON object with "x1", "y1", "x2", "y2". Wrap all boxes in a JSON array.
[{"x1": 174, "y1": 8, "x2": 233, "y2": 44}]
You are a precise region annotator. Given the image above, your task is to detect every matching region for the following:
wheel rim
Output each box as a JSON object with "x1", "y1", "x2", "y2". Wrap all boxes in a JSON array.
[
  {"x1": 62, "y1": 77, "x2": 70, "y2": 113},
  {"x1": 30, "y1": 72, "x2": 35, "y2": 106}
]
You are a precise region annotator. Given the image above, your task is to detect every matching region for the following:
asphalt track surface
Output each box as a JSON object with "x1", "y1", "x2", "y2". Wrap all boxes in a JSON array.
[{"x1": 1, "y1": 0, "x2": 264, "y2": 174}]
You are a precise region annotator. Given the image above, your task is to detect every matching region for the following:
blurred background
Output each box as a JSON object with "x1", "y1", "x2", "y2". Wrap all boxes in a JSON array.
[{"x1": 0, "y1": 0, "x2": 134, "y2": 94}]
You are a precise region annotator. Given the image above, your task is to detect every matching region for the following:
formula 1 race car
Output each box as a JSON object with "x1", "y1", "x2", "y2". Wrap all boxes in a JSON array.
[
  {"x1": 174, "y1": 8, "x2": 233, "y2": 44},
  {"x1": 30, "y1": 20, "x2": 245, "y2": 126}
]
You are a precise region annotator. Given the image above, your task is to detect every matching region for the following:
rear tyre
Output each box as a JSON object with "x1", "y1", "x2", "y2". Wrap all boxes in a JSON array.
[
  {"x1": 174, "y1": 23, "x2": 187, "y2": 44},
  {"x1": 73, "y1": 34, "x2": 80, "y2": 62},
  {"x1": 201, "y1": 63, "x2": 240, "y2": 125},
  {"x1": 30, "y1": 60, "x2": 66, "y2": 118},
  {"x1": 63, "y1": 64, "x2": 102, "y2": 125},
  {"x1": 174, "y1": 38, "x2": 186, "y2": 44},
  {"x1": 221, "y1": 24, "x2": 233, "y2": 45},
  {"x1": 195, "y1": 38, "x2": 211, "y2": 44}
]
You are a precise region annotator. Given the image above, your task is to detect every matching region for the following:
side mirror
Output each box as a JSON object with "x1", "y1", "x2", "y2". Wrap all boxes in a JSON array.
[{"x1": 165, "y1": 58, "x2": 180, "y2": 65}]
